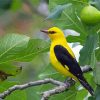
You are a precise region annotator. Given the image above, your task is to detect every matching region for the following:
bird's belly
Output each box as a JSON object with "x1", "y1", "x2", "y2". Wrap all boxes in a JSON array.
[{"x1": 50, "y1": 51, "x2": 73, "y2": 77}]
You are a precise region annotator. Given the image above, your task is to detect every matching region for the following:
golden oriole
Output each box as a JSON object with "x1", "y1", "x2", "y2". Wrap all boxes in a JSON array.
[{"x1": 41, "y1": 27, "x2": 94, "y2": 95}]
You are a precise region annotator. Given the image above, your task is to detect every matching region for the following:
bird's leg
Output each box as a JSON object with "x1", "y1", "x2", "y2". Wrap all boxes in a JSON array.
[
  {"x1": 64, "y1": 77, "x2": 75, "y2": 85},
  {"x1": 64, "y1": 77, "x2": 72, "y2": 83}
]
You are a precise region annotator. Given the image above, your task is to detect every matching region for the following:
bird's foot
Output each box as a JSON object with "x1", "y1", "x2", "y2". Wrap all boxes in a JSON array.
[
  {"x1": 64, "y1": 77, "x2": 75, "y2": 85},
  {"x1": 64, "y1": 77, "x2": 72, "y2": 83}
]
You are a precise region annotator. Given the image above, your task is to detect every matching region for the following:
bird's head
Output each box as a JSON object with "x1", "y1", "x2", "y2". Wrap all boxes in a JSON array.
[{"x1": 41, "y1": 27, "x2": 65, "y2": 41}]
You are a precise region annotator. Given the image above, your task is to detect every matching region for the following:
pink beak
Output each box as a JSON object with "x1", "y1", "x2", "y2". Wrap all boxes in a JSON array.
[{"x1": 40, "y1": 30, "x2": 49, "y2": 34}]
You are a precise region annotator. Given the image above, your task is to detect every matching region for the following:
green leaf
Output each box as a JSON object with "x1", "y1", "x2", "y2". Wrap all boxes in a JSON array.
[
  {"x1": 0, "y1": 63, "x2": 21, "y2": 76},
  {"x1": 0, "y1": 80, "x2": 40, "y2": 100},
  {"x1": 88, "y1": 96, "x2": 95, "y2": 100},
  {"x1": 46, "y1": 4, "x2": 72, "y2": 20},
  {"x1": 96, "y1": 48, "x2": 100, "y2": 61},
  {"x1": 84, "y1": 72, "x2": 96, "y2": 89},
  {"x1": 38, "y1": 63, "x2": 77, "y2": 100},
  {"x1": 0, "y1": 80, "x2": 19, "y2": 92},
  {"x1": 53, "y1": 4, "x2": 87, "y2": 34},
  {"x1": 90, "y1": 51, "x2": 97, "y2": 68},
  {"x1": 75, "y1": 89, "x2": 88, "y2": 100},
  {"x1": 0, "y1": 62, "x2": 21, "y2": 81},
  {"x1": 0, "y1": 34, "x2": 29, "y2": 63},
  {"x1": 95, "y1": 32, "x2": 100, "y2": 61},
  {"x1": 17, "y1": 39, "x2": 50, "y2": 61},
  {"x1": 50, "y1": 89, "x2": 76, "y2": 100},
  {"x1": 79, "y1": 34, "x2": 98, "y2": 66},
  {"x1": 0, "y1": 80, "x2": 27, "y2": 100},
  {"x1": 94, "y1": 63, "x2": 100, "y2": 85},
  {"x1": 0, "y1": 34, "x2": 50, "y2": 63},
  {"x1": 67, "y1": 35, "x2": 85, "y2": 44},
  {"x1": 5, "y1": 90, "x2": 27, "y2": 100},
  {"x1": 38, "y1": 63, "x2": 64, "y2": 80},
  {"x1": 95, "y1": 85, "x2": 100, "y2": 100},
  {"x1": 92, "y1": 0, "x2": 100, "y2": 10},
  {"x1": 49, "y1": 0, "x2": 100, "y2": 45},
  {"x1": 25, "y1": 87, "x2": 40, "y2": 100},
  {"x1": 49, "y1": 0, "x2": 88, "y2": 44}
]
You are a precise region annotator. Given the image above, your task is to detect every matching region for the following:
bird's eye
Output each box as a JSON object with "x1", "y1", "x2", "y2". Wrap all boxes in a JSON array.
[{"x1": 49, "y1": 31, "x2": 56, "y2": 34}]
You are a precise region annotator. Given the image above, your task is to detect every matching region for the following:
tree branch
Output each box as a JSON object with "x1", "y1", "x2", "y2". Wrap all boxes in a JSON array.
[
  {"x1": 41, "y1": 80, "x2": 75, "y2": 100},
  {"x1": 0, "y1": 66, "x2": 92, "y2": 99},
  {"x1": 0, "y1": 78, "x2": 64, "y2": 99}
]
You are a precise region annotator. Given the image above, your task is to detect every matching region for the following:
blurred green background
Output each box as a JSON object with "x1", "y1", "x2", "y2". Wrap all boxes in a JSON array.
[
  {"x1": 0, "y1": 0, "x2": 100, "y2": 100},
  {"x1": 0, "y1": 1, "x2": 53, "y2": 99},
  {"x1": 0, "y1": 0, "x2": 51, "y2": 82}
]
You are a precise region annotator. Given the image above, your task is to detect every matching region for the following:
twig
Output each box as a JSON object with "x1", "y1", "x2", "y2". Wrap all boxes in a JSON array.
[
  {"x1": 41, "y1": 80, "x2": 75, "y2": 100},
  {"x1": 0, "y1": 78, "x2": 64, "y2": 99},
  {"x1": 41, "y1": 66, "x2": 92, "y2": 100},
  {"x1": 0, "y1": 66, "x2": 92, "y2": 99}
]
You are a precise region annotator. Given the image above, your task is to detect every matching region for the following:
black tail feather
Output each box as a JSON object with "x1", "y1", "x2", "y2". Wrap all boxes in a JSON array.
[{"x1": 78, "y1": 76, "x2": 94, "y2": 96}]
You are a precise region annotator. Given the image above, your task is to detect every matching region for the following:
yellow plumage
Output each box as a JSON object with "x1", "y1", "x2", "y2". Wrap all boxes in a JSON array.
[
  {"x1": 49, "y1": 27, "x2": 77, "y2": 80},
  {"x1": 41, "y1": 27, "x2": 94, "y2": 95}
]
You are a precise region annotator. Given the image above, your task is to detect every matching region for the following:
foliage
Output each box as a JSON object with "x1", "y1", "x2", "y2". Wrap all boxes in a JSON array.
[
  {"x1": 0, "y1": 0, "x2": 100, "y2": 100},
  {"x1": 46, "y1": 0, "x2": 100, "y2": 99}
]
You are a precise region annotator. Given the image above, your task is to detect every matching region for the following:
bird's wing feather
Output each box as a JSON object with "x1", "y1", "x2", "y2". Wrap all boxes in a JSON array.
[
  {"x1": 54, "y1": 45, "x2": 94, "y2": 95},
  {"x1": 54, "y1": 45, "x2": 83, "y2": 77}
]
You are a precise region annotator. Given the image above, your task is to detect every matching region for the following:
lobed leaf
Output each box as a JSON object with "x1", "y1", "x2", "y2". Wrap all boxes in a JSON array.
[
  {"x1": 79, "y1": 34, "x2": 98, "y2": 66},
  {"x1": 94, "y1": 63, "x2": 100, "y2": 85},
  {"x1": 46, "y1": 4, "x2": 72, "y2": 20},
  {"x1": 95, "y1": 85, "x2": 100, "y2": 100},
  {"x1": 0, "y1": 63, "x2": 21, "y2": 81},
  {"x1": 0, "y1": 34, "x2": 50, "y2": 63},
  {"x1": 49, "y1": 0, "x2": 100, "y2": 45}
]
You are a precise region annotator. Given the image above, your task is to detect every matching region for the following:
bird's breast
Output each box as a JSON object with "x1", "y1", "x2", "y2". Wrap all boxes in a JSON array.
[
  {"x1": 50, "y1": 43, "x2": 70, "y2": 76},
  {"x1": 49, "y1": 42, "x2": 77, "y2": 80}
]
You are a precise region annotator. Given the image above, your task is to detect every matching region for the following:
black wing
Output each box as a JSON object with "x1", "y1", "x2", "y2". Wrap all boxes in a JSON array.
[
  {"x1": 54, "y1": 45, "x2": 94, "y2": 95},
  {"x1": 54, "y1": 45, "x2": 83, "y2": 77}
]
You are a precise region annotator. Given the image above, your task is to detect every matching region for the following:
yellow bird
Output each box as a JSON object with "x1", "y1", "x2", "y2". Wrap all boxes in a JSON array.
[{"x1": 41, "y1": 27, "x2": 94, "y2": 95}]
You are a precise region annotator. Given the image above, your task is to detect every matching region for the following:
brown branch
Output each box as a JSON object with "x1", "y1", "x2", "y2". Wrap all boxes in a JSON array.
[
  {"x1": 41, "y1": 80, "x2": 75, "y2": 100},
  {"x1": 0, "y1": 78, "x2": 64, "y2": 99},
  {"x1": 0, "y1": 66, "x2": 92, "y2": 99}
]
